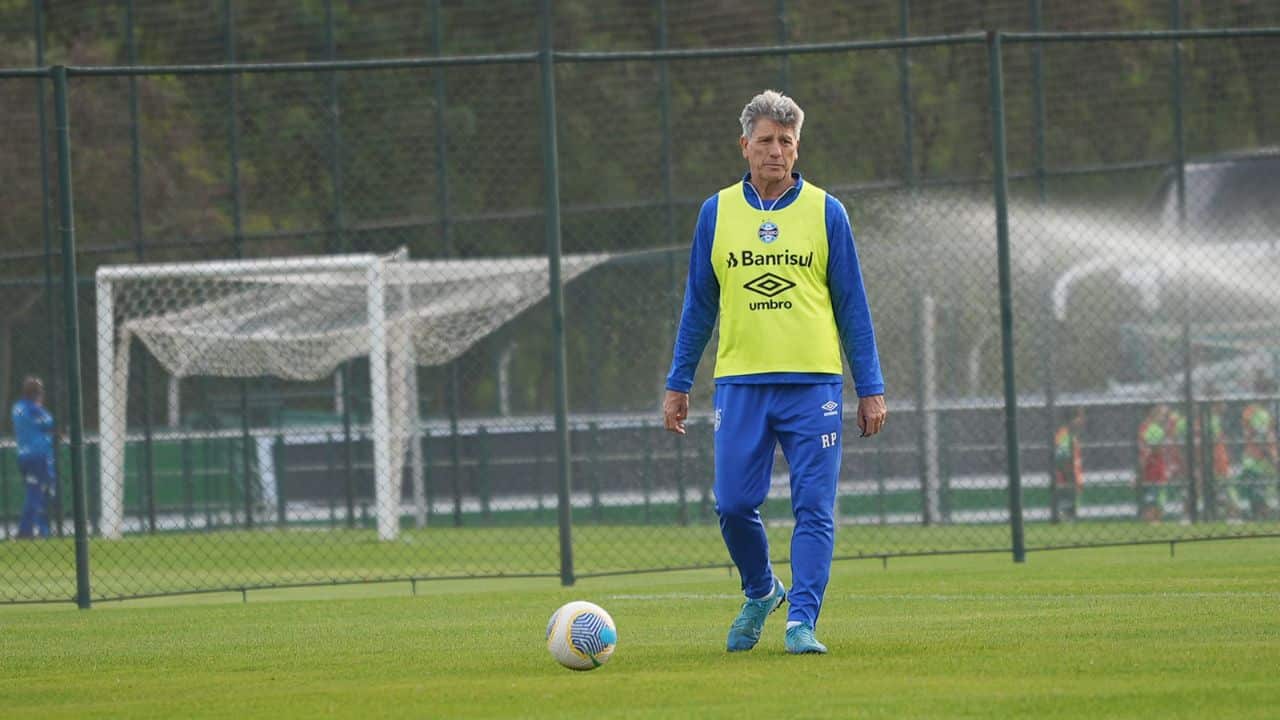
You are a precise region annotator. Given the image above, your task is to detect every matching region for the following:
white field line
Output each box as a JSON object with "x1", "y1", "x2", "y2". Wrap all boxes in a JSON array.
[{"x1": 605, "y1": 591, "x2": 1280, "y2": 602}]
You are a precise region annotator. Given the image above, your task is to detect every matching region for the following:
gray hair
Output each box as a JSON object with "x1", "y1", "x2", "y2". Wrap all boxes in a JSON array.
[{"x1": 739, "y1": 90, "x2": 804, "y2": 139}]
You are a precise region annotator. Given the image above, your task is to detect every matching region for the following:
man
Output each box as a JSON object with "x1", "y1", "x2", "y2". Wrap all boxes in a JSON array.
[
  {"x1": 1052, "y1": 408, "x2": 1085, "y2": 522},
  {"x1": 11, "y1": 376, "x2": 56, "y2": 539},
  {"x1": 1136, "y1": 404, "x2": 1168, "y2": 523},
  {"x1": 663, "y1": 90, "x2": 886, "y2": 655}
]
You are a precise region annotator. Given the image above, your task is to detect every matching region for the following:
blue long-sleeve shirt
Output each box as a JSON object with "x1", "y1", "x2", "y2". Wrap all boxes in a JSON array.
[
  {"x1": 666, "y1": 174, "x2": 885, "y2": 397},
  {"x1": 12, "y1": 398, "x2": 54, "y2": 459}
]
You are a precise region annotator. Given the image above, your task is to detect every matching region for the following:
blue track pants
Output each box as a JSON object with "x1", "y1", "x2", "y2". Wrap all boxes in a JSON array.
[
  {"x1": 713, "y1": 382, "x2": 842, "y2": 627},
  {"x1": 17, "y1": 454, "x2": 54, "y2": 539}
]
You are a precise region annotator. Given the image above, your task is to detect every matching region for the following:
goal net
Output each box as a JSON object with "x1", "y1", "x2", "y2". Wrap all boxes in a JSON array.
[{"x1": 95, "y1": 250, "x2": 609, "y2": 540}]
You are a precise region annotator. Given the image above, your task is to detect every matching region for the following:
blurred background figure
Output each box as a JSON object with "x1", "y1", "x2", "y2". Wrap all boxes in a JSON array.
[
  {"x1": 1137, "y1": 404, "x2": 1169, "y2": 523},
  {"x1": 1052, "y1": 408, "x2": 1085, "y2": 522},
  {"x1": 11, "y1": 376, "x2": 55, "y2": 539},
  {"x1": 1205, "y1": 397, "x2": 1232, "y2": 520},
  {"x1": 1164, "y1": 404, "x2": 1188, "y2": 519},
  {"x1": 1235, "y1": 374, "x2": 1279, "y2": 521}
]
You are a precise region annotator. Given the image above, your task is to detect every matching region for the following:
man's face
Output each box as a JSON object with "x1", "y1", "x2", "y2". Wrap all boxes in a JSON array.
[{"x1": 740, "y1": 118, "x2": 798, "y2": 185}]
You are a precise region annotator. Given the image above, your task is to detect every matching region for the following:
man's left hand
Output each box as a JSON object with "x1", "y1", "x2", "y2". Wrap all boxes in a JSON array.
[{"x1": 857, "y1": 394, "x2": 887, "y2": 437}]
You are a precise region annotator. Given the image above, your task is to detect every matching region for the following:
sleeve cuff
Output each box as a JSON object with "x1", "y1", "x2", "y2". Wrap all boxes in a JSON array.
[
  {"x1": 665, "y1": 380, "x2": 693, "y2": 394},
  {"x1": 856, "y1": 384, "x2": 885, "y2": 398}
]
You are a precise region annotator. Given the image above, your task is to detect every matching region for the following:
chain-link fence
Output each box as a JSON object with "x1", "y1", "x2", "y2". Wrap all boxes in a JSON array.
[{"x1": 1, "y1": 3, "x2": 1278, "y2": 605}]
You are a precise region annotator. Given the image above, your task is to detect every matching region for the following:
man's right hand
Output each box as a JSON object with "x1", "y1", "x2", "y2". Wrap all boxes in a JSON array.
[{"x1": 663, "y1": 390, "x2": 689, "y2": 435}]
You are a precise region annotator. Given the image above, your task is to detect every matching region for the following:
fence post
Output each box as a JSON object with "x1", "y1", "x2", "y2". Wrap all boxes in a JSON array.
[
  {"x1": 655, "y1": 0, "x2": 681, "y2": 413},
  {"x1": 939, "y1": 413, "x2": 951, "y2": 523},
  {"x1": 324, "y1": 0, "x2": 346, "y2": 254},
  {"x1": 341, "y1": 372, "x2": 356, "y2": 528},
  {"x1": 222, "y1": 0, "x2": 242, "y2": 260},
  {"x1": 775, "y1": 0, "x2": 790, "y2": 92},
  {"x1": 1, "y1": 449, "x2": 9, "y2": 539},
  {"x1": 430, "y1": 0, "x2": 452, "y2": 257},
  {"x1": 429, "y1": 0, "x2": 463, "y2": 533},
  {"x1": 448, "y1": 365, "x2": 463, "y2": 526},
  {"x1": 1169, "y1": 0, "x2": 1187, "y2": 224},
  {"x1": 536, "y1": 441, "x2": 548, "y2": 521},
  {"x1": 202, "y1": 435, "x2": 213, "y2": 529},
  {"x1": 421, "y1": 429, "x2": 434, "y2": 524},
  {"x1": 1031, "y1": 3, "x2": 1057, "y2": 517},
  {"x1": 914, "y1": 291, "x2": 931, "y2": 525},
  {"x1": 477, "y1": 426, "x2": 491, "y2": 521},
  {"x1": 588, "y1": 422, "x2": 601, "y2": 523},
  {"x1": 875, "y1": 436, "x2": 887, "y2": 525},
  {"x1": 239, "y1": 391, "x2": 253, "y2": 529},
  {"x1": 1169, "y1": 0, "x2": 1198, "y2": 524},
  {"x1": 675, "y1": 434, "x2": 688, "y2": 526},
  {"x1": 539, "y1": 0, "x2": 575, "y2": 586},
  {"x1": 1180, "y1": 311, "x2": 1197, "y2": 522},
  {"x1": 1198, "y1": 402, "x2": 1214, "y2": 522},
  {"x1": 1029, "y1": 0, "x2": 1046, "y2": 202},
  {"x1": 181, "y1": 437, "x2": 194, "y2": 530},
  {"x1": 33, "y1": 0, "x2": 66, "y2": 539},
  {"x1": 125, "y1": 0, "x2": 158, "y2": 536},
  {"x1": 53, "y1": 65, "x2": 93, "y2": 608},
  {"x1": 655, "y1": 0, "x2": 675, "y2": 247},
  {"x1": 225, "y1": 437, "x2": 237, "y2": 527},
  {"x1": 88, "y1": 441, "x2": 99, "y2": 535},
  {"x1": 986, "y1": 32, "x2": 1025, "y2": 563},
  {"x1": 697, "y1": 419, "x2": 711, "y2": 522},
  {"x1": 274, "y1": 435, "x2": 288, "y2": 526},
  {"x1": 898, "y1": 0, "x2": 914, "y2": 185},
  {"x1": 320, "y1": 0, "x2": 358, "y2": 518},
  {"x1": 219, "y1": 0, "x2": 254, "y2": 530},
  {"x1": 1045, "y1": 288, "x2": 1059, "y2": 525},
  {"x1": 641, "y1": 429, "x2": 653, "y2": 524}
]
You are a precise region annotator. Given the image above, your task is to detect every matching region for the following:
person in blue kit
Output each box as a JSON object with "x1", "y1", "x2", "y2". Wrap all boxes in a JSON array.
[
  {"x1": 663, "y1": 90, "x2": 887, "y2": 654},
  {"x1": 12, "y1": 376, "x2": 57, "y2": 539}
]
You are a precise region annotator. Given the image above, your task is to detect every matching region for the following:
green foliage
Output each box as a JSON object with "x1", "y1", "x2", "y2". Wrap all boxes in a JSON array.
[{"x1": 1, "y1": 3, "x2": 1277, "y2": 415}]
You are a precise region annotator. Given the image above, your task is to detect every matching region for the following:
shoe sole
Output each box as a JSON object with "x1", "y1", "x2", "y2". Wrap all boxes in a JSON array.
[{"x1": 785, "y1": 640, "x2": 828, "y2": 655}]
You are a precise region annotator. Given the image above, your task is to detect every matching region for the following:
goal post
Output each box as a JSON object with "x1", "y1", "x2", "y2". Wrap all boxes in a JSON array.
[
  {"x1": 94, "y1": 250, "x2": 611, "y2": 541},
  {"x1": 365, "y1": 258, "x2": 395, "y2": 541},
  {"x1": 95, "y1": 254, "x2": 386, "y2": 539}
]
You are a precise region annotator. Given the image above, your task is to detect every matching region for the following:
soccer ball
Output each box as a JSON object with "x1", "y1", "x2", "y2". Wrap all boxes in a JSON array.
[{"x1": 545, "y1": 600, "x2": 617, "y2": 671}]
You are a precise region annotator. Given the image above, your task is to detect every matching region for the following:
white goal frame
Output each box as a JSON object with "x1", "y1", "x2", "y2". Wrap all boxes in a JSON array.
[{"x1": 95, "y1": 254, "x2": 405, "y2": 541}]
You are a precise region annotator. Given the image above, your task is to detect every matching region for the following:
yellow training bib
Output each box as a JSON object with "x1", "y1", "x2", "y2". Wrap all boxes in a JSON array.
[{"x1": 711, "y1": 181, "x2": 842, "y2": 377}]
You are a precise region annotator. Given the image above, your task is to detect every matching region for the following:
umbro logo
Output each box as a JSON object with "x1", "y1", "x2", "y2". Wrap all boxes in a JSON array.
[
  {"x1": 743, "y1": 273, "x2": 796, "y2": 298},
  {"x1": 822, "y1": 401, "x2": 839, "y2": 417}
]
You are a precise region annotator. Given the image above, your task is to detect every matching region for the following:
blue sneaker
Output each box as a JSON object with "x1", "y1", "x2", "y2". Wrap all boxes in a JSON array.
[
  {"x1": 726, "y1": 577, "x2": 786, "y2": 652},
  {"x1": 785, "y1": 622, "x2": 828, "y2": 654}
]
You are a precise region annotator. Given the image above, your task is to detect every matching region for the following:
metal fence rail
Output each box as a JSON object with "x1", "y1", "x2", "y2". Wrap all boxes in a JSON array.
[{"x1": 1, "y1": 15, "x2": 1278, "y2": 605}]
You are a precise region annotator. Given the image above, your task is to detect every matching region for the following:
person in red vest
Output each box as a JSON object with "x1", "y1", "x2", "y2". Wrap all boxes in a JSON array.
[
  {"x1": 1137, "y1": 404, "x2": 1169, "y2": 523},
  {"x1": 1052, "y1": 408, "x2": 1085, "y2": 522}
]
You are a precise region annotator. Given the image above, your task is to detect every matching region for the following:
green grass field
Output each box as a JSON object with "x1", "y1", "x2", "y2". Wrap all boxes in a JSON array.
[
  {"x1": 4, "y1": 521, "x2": 1277, "y2": 603},
  {"x1": 2, "y1": 539, "x2": 1277, "y2": 718}
]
